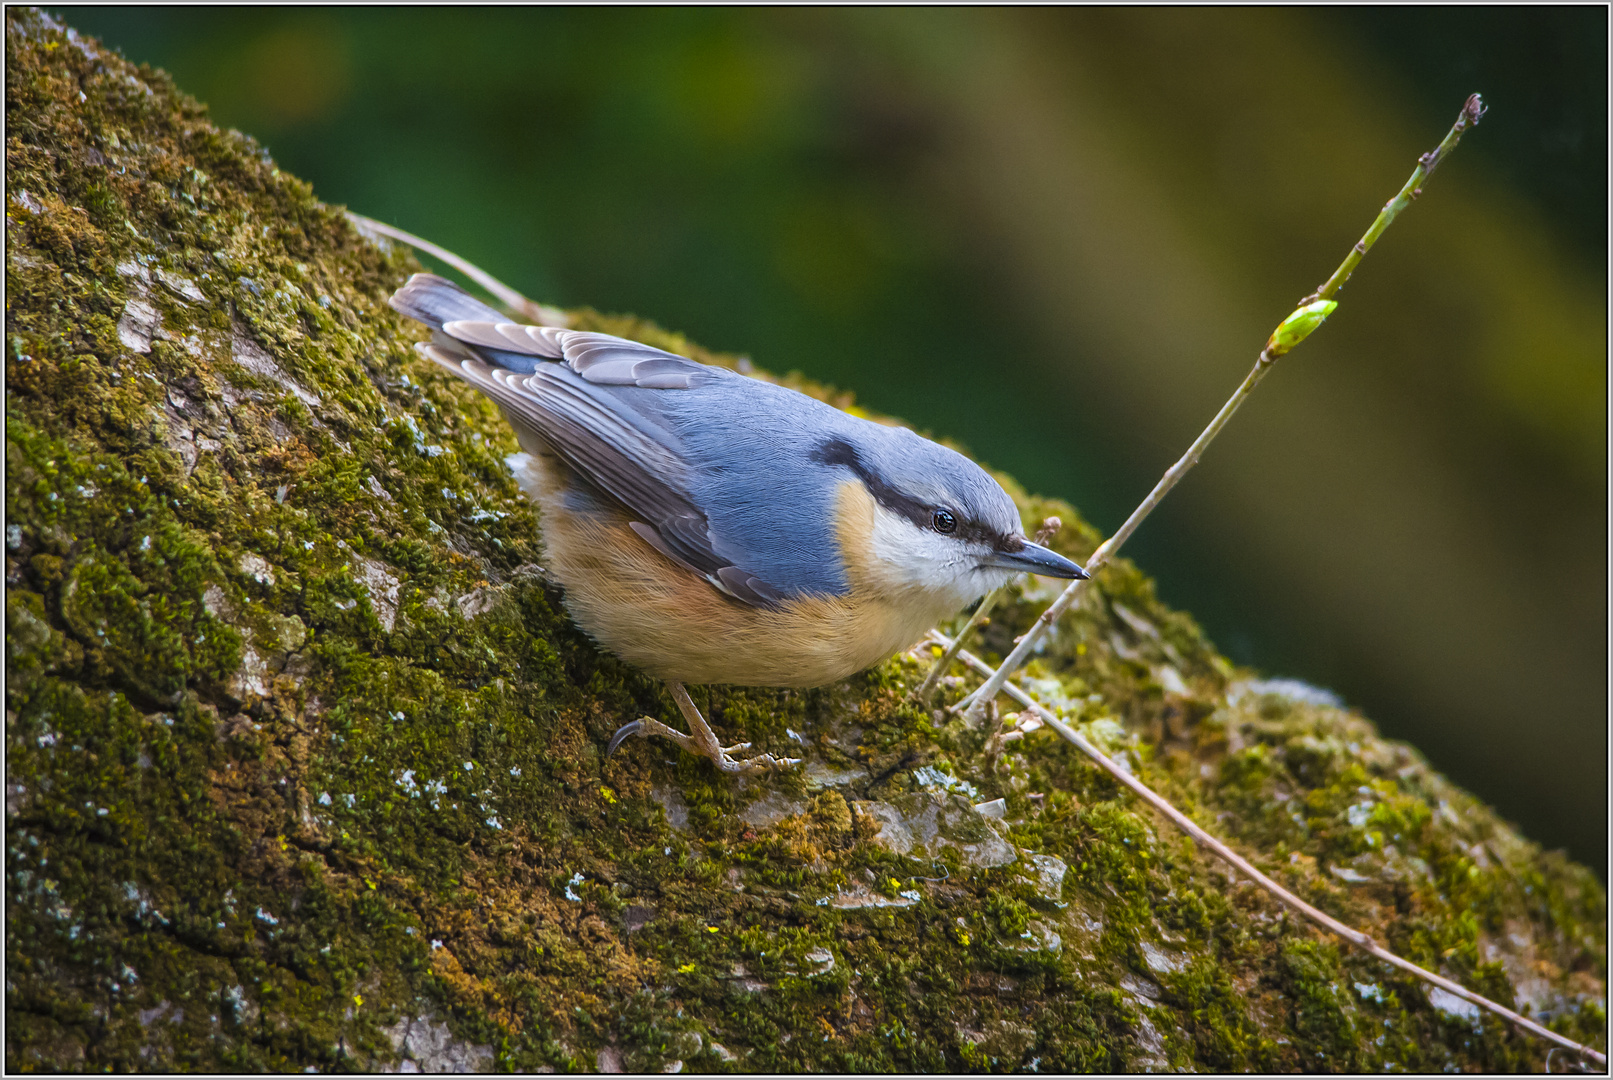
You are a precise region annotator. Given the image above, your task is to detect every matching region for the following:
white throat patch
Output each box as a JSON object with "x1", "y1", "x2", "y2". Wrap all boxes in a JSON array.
[{"x1": 865, "y1": 501, "x2": 1013, "y2": 606}]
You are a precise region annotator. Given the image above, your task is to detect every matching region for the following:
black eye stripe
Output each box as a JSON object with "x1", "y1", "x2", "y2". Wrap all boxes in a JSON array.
[
  {"x1": 810, "y1": 437, "x2": 1022, "y2": 551},
  {"x1": 952, "y1": 517, "x2": 1012, "y2": 548},
  {"x1": 811, "y1": 438, "x2": 930, "y2": 528}
]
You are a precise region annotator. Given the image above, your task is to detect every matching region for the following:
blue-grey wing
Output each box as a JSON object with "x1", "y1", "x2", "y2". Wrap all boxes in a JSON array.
[{"x1": 390, "y1": 275, "x2": 786, "y2": 606}]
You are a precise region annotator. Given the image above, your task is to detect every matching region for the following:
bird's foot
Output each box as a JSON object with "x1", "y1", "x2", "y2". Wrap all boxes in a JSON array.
[
  {"x1": 607, "y1": 716, "x2": 799, "y2": 775},
  {"x1": 605, "y1": 682, "x2": 801, "y2": 776}
]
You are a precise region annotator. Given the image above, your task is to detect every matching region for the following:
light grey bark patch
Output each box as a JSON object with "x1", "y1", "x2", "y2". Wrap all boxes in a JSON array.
[
  {"x1": 828, "y1": 881, "x2": 916, "y2": 910},
  {"x1": 973, "y1": 797, "x2": 1007, "y2": 819},
  {"x1": 1139, "y1": 940, "x2": 1187, "y2": 975},
  {"x1": 155, "y1": 267, "x2": 206, "y2": 303},
  {"x1": 455, "y1": 585, "x2": 500, "y2": 621},
  {"x1": 650, "y1": 784, "x2": 689, "y2": 831},
  {"x1": 1027, "y1": 853, "x2": 1067, "y2": 903},
  {"x1": 239, "y1": 553, "x2": 276, "y2": 586},
  {"x1": 226, "y1": 645, "x2": 270, "y2": 702},
  {"x1": 118, "y1": 295, "x2": 162, "y2": 354},
  {"x1": 155, "y1": 403, "x2": 199, "y2": 475},
  {"x1": 230, "y1": 324, "x2": 322, "y2": 407},
  {"x1": 1120, "y1": 971, "x2": 1163, "y2": 1004},
  {"x1": 803, "y1": 946, "x2": 835, "y2": 975},
  {"x1": 354, "y1": 557, "x2": 401, "y2": 632},
  {"x1": 801, "y1": 760, "x2": 867, "y2": 790},
  {"x1": 737, "y1": 790, "x2": 808, "y2": 828},
  {"x1": 1006, "y1": 919, "x2": 1061, "y2": 956},
  {"x1": 114, "y1": 257, "x2": 164, "y2": 354},
  {"x1": 201, "y1": 584, "x2": 233, "y2": 619},
  {"x1": 382, "y1": 1013, "x2": 494, "y2": 1073},
  {"x1": 852, "y1": 791, "x2": 1017, "y2": 868}
]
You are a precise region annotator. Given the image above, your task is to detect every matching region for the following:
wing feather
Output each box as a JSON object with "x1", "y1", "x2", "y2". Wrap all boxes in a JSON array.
[
  {"x1": 420, "y1": 345, "x2": 782, "y2": 603},
  {"x1": 561, "y1": 336, "x2": 705, "y2": 388},
  {"x1": 438, "y1": 318, "x2": 704, "y2": 389},
  {"x1": 397, "y1": 274, "x2": 787, "y2": 606}
]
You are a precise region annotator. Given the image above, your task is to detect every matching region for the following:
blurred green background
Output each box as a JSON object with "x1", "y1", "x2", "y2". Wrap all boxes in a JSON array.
[{"x1": 53, "y1": 8, "x2": 1606, "y2": 867}]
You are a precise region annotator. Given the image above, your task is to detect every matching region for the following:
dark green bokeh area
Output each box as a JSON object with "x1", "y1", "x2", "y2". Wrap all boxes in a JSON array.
[{"x1": 51, "y1": 8, "x2": 1607, "y2": 866}]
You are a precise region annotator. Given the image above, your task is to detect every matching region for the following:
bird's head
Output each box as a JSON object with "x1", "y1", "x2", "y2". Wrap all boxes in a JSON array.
[{"x1": 814, "y1": 431, "x2": 1087, "y2": 609}]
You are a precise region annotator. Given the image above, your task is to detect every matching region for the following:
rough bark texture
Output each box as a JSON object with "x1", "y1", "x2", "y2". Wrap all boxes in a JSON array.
[{"x1": 5, "y1": 10, "x2": 1605, "y2": 1072}]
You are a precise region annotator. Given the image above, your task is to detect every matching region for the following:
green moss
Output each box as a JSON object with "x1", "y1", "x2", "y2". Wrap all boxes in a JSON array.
[{"x1": 4, "y1": 8, "x2": 1604, "y2": 1073}]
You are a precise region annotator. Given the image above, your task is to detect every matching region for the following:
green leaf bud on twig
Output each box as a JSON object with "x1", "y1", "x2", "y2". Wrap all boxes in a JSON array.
[{"x1": 1265, "y1": 299, "x2": 1338, "y2": 357}]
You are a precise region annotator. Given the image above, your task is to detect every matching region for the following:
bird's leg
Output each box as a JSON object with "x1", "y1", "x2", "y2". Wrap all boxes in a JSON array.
[{"x1": 607, "y1": 681, "x2": 801, "y2": 776}]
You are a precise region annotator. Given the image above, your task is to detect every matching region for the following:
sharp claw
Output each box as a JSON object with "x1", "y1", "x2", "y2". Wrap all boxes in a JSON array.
[{"x1": 606, "y1": 720, "x2": 643, "y2": 758}]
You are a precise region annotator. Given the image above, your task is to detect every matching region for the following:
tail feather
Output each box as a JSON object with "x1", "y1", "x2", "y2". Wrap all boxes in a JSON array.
[
  {"x1": 388, "y1": 273, "x2": 505, "y2": 330},
  {"x1": 394, "y1": 273, "x2": 566, "y2": 375}
]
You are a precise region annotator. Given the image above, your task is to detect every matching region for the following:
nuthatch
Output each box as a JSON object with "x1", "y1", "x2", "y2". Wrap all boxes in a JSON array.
[{"x1": 389, "y1": 274, "x2": 1087, "y2": 774}]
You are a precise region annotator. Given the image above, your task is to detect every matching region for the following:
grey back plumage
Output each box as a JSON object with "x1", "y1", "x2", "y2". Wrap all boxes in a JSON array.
[{"x1": 388, "y1": 274, "x2": 1024, "y2": 606}]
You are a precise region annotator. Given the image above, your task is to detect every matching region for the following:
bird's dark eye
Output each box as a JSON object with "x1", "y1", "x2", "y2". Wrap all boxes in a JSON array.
[{"x1": 932, "y1": 508, "x2": 957, "y2": 534}]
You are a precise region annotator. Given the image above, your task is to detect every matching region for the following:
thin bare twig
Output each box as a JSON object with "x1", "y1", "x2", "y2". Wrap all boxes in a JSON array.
[
  {"x1": 929, "y1": 629, "x2": 1606, "y2": 1067},
  {"x1": 1305, "y1": 93, "x2": 1487, "y2": 305},
  {"x1": 913, "y1": 587, "x2": 1006, "y2": 703},
  {"x1": 345, "y1": 212, "x2": 571, "y2": 327},
  {"x1": 958, "y1": 94, "x2": 1488, "y2": 725}
]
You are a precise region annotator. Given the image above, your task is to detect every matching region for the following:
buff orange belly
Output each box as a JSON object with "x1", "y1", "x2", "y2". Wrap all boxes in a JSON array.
[{"x1": 509, "y1": 449, "x2": 952, "y2": 687}]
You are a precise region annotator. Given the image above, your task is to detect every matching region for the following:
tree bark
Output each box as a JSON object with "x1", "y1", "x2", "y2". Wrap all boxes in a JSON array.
[{"x1": 5, "y1": 9, "x2": 1604, "y2": 1071}]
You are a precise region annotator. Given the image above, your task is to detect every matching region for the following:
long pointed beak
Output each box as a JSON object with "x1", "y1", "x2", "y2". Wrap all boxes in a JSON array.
[{"x1": 981, "y1": 540, "x2": 1089, "y2": 579}]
